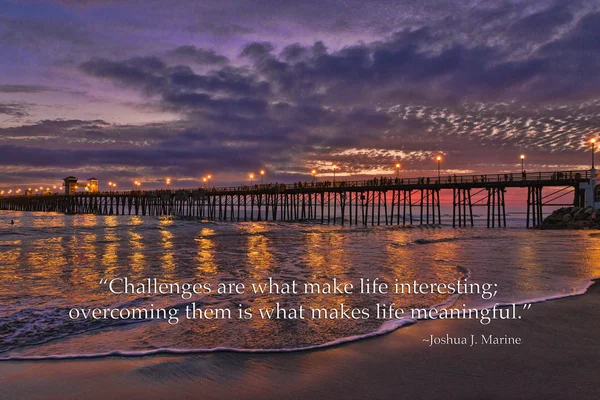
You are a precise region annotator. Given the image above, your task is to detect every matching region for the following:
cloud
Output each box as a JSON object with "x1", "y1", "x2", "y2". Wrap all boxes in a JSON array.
[
  {"x1": 508, "y1": 3, "x2": 574, "y2": 41},
  {"x1": 3, "y1": 1, "x2": 600, "y2": 187},
  {"x1": 166, "y1": 46, "x2": 229, "y2": 65},
  {"x1": 0, "y1": 16, "x2": 92, "y2": 47},
  {"x1": 0, "y1": 103, "x2": 29, "y2": 118},
  {"x1": 0, "y1": 85, "x2": 59, "y2": 93}
]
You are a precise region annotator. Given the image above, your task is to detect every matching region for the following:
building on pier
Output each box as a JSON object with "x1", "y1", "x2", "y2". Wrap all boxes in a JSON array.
[
  {"x1": 580, "y1": 168, "x2": 600, "y2": 207},
  {"x1": 63, "y1": 176, "x2": 78, "y2": 195},
  {"x1": 86, "y1": 178, "x2": 99, "y2": 193}
]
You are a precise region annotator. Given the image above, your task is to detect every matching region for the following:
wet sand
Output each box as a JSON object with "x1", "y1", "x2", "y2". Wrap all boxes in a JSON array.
[{"x1": 1, "y1": 281, "x2": 598, "y2": 400}]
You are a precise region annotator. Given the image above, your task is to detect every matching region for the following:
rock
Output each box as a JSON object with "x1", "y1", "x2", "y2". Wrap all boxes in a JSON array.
[{"x1": 542, "y1": 206, "x2": 599, "y2": 229}]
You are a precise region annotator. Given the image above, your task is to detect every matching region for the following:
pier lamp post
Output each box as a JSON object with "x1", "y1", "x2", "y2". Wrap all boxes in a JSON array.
[
  {"x1": 520, "y1": 154, "x2": 525, "y2": 173},
  {"x1": 311, "y1": 169, "x2": 317, "y2": 182},
  {"x1": 395, "y1": 163, "x2": 401, "y2": 178},
  {"x1": 250, "y1": 173, "x2": 255, "y2": 186},
  {"x1": 207, "y1": 175, "x2": 212, "y2": 186},
  {"x1": 166, "y1": 178, "x2": 171, "y2": 190},
  {"x1": 591, "y1": 138, "x2": 596, "y2": 169},
  {"x1": 202, "y1": 177, "x2": 207, "y2": 189},
  {"x1": 260, "y1": 170, "x2": 265, "y2": 184},
  {"x1": 436, "y1": 156, "x2": 442, "y2": 181}
]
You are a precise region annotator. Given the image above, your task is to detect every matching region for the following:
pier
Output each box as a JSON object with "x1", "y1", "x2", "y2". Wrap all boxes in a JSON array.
[{"x1": 0, "y1": 170, "x2": 591, "y2": 228}]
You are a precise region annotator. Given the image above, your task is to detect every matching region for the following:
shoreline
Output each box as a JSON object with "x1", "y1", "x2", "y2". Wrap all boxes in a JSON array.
[{"x1": 1, "y1": 280, "x2": 598, "y2": 399}]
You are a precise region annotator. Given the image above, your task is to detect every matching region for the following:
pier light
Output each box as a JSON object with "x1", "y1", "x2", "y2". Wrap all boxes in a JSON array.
[
  {"x1": 260, "y1": 170, "x2": 265, "y2": 184},
  {"x1": 1, "y1": 191, "x2": 3, "y2": 195},
  {"x1": 436, "y1": 156, "x2": 442, "y2": 181},
  {"x1": 520, "y1": 155, "x2": 525, "y2": 173},
  {"x1": 311, "y1": 169, "x2": 317, "y2": 182},
  {"x1": 591, "y1": 138, "x2": 596, "y2": 169},
  {"x1": 332, "y1": 165, "x2": 338, "y2": 183},
  {"x1": 166, "y1": 178, "x2": 171, "y2": 189},
  {"x1": 249, "y1": 173, "x2": 255, "y2": 186},
  {"x1": 395, "y1": 163, "x2": 401, "y2": 178}
]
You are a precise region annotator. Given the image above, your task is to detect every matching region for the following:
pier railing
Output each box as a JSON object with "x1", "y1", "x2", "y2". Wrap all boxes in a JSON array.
[
  {"x1": 0, "y1": 169, "x2": 589, "y2": 228},
  {"x1": 0, "y1": 170, "x2": 590, "y2": 198}
]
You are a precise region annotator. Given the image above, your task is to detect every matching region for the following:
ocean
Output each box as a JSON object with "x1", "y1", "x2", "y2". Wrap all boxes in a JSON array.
[{"x1": 0, "y1": 210, "x2": 598, "y2": 360}]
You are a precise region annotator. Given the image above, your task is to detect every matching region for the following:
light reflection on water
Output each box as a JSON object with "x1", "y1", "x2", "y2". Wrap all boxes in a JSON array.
[{"x1": 0, "y1": 210, "x2": 598, "y2": 358}]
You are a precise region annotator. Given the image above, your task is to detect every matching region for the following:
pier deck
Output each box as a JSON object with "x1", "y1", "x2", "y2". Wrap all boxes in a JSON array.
[{"x1": 0, "y1": 170, "x2": 590, "y2": 228}]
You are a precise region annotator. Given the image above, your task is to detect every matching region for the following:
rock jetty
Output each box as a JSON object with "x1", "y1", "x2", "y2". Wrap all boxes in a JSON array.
[{"x1": 541, "y1": 206, "x2": 598, "y2": 229}]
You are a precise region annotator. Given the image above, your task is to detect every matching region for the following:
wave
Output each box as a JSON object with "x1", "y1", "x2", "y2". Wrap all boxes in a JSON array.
[
  {"x1": 2, "y1": 276, "x2": 597, "y2": 362},
  {"x1": 0, "y1": 266, "x2": 469, "y2": 361},
  {"x1": 411, "y1": 235, "x2": 490, "y2": 245},
  {"x1": 0, "y1": 318, "x2": 417, "y2": 361},
  {"x1": 2, "y1": 277, "x2": 596, "y2": 361},
  {"x1": 3, "y1": 278, "x2": 596, "y2": 362}
]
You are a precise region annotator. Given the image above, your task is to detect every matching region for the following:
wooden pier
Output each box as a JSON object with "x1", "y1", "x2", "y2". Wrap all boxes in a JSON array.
[{"x1": 0, "y1": 170, "x2": 589, "y2": 228}]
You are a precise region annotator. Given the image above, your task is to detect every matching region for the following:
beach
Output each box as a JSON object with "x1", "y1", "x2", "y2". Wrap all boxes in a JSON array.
[{"x1": 1, "y1": 279, "x2": 598, "y2": 400}]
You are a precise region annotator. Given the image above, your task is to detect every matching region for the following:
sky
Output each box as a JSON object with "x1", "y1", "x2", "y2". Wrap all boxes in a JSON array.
[{"x1": 1, "y1": 0, "x2": 599, "y2": 190}]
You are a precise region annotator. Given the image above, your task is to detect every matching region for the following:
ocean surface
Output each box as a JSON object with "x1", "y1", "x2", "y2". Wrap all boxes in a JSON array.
[{"x1": 0, "y1": 210, "x2": 598, "y2": 360}]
